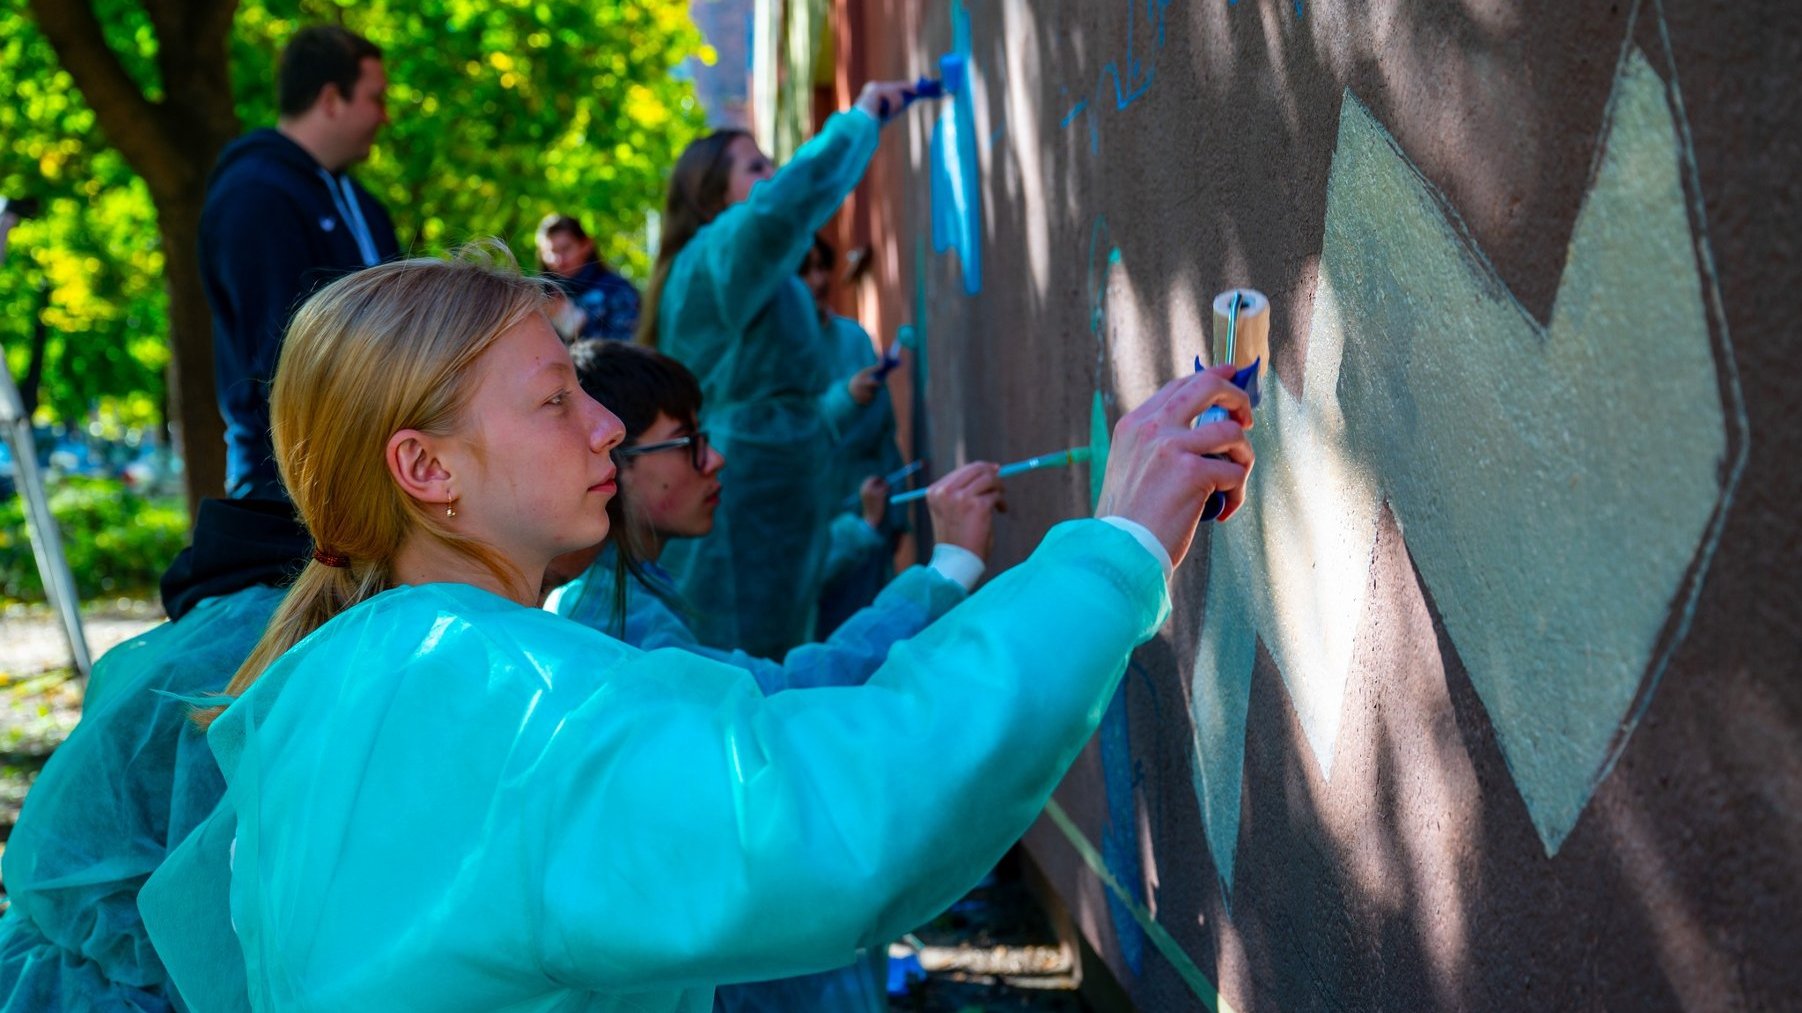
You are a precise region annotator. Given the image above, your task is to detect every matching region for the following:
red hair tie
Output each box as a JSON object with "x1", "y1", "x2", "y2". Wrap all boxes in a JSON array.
[{"x1": 312, "y1": 547, "x2": 350, "y2": 569}]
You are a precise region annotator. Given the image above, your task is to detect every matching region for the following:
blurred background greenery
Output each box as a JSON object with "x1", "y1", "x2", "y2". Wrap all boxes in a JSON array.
[{"x1": 0, "y1": 0, "x2": 709, "y2": 603}]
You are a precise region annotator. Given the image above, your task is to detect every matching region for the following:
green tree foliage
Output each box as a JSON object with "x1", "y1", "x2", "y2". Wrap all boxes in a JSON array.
[
  {"x1": 0, "y1": 476, "x2": 189, "y2": 602},
  {"x1": 1, "y1": 0, "x2": 706, "y2": 439},
  {"x1": 0, "y1": 1, "x2": 170, "y2": 433}
]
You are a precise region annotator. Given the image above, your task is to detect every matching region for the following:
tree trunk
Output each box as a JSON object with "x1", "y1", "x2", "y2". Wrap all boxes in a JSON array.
[
  {"x1": 156, "y1": 198, "x2": 225, "y2": 508},
  {"x1": 18, "y1": 283, "x2": 49, "y2": 419},
  {"x1": 27, "y1": 0, "x2": 242, "y2": 522}
]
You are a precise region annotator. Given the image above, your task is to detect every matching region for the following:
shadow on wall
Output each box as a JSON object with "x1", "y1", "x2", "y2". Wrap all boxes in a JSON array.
[{"x1": 880, "y1": 0, "x2": 1783, "y2": 1009}]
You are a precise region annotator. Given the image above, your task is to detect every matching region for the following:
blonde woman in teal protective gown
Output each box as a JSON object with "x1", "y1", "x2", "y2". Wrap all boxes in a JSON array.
[
  {"x1": 138, "y1": 248, "x2": 1257, "y2": 1012},
  {"x1": 639, "y1": 81, "x2": 907, "y2": 660}
]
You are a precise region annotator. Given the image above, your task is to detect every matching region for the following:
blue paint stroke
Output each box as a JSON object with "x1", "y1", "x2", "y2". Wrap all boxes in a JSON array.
[
  {"x1": 929, "y1": 0, "x2": 982, "y2": 295},
  {"x1": 1044, "y1": 799, "x2": 1231, "y2": 1012},
  {"x1": 1099, "y1": 685, "x2": 1149, "y2": 977},
  {"x1": 1059, "y1": 100, "x2": 1088, "y2": 129},
  {"x1": 1086, "y1": 217, "x2": 1120, "y2": 338}
]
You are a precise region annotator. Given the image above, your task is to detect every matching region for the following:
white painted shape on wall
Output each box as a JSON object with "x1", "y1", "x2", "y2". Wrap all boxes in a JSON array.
[
  {"x1": 1189, "y1": 45, "x2": 1728, "y2": 896},
  {"x1": 1325, "y1": 47, "x2": 1722, "y2": 854}
]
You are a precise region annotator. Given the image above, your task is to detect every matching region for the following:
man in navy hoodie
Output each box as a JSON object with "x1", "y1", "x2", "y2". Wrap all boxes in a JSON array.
[{"x1": 202, "y1": 25, "x2": 399, "y2": 499}]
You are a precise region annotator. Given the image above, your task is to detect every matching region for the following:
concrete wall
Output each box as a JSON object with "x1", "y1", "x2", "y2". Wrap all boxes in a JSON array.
[{"x1": 829, "y1": 0, "x2": 1801, "y2": 1009}]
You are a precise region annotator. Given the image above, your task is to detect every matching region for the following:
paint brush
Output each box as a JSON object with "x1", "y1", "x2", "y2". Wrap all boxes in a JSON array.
[
  {"x1": 890, "y1": 445, "x2": 1092, "y2": 505},
  {"x1": 838, "y1": 458, "x2": 925, "y2": 510}
]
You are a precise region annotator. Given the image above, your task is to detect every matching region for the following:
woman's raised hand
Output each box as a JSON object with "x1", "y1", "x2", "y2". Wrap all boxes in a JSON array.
[
  {"x1": 1095, "y1": 364, "x2": 1255, "y2": 569},
  {"x1": 846, "y1": 364, "x2": 882, "y2": 406}
]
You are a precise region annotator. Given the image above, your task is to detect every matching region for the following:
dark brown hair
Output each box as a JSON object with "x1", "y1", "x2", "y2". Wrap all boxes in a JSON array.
[
  {"x1": 278, "y1": 25, "x2": 382, "y2": 117},
  {"x1": 635, "y1": 129, "x2": 752, "y2": 347}
]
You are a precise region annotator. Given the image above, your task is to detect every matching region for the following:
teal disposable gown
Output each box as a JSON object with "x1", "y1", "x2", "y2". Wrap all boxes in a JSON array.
[
  {"x1": 0, "y1": 585, "x2": 284, "y2": 1013},
  {"x1": 140, "y1": 519, "x2": 1168, "y2": 1012},
  {"x1": 817, "y1": 313, "x2": 906, "y2": 634},
  {"x1": 657, "y1": 108, "x2": 881, "y2": 659},
  {"x1": 543, "y1": 549, "x2": 961, "y2": 697},
  {"x1": 546, "y1": 551, "x2": 965, "y2": 1012}
]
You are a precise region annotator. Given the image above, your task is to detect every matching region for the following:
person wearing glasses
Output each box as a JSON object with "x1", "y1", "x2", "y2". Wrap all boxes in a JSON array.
[
  {"x1": 543, "y1": 340, "x2": 1000, "y2": 1013},
  {"x1": 546, "y1": 340, "x2": 1000, "y2": 702}
]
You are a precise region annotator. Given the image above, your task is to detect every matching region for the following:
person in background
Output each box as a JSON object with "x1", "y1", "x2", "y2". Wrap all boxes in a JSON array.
[
  {"x1": 799, "y1": 234, "x2": 907, "y2": 635},
  {"x1": 635, "y1": 81, "x2": 915, "y2": 659},
  {"x1": 0, "y1": 498, "x2": 308, "y2": 1011},
  {"x1": 138, "y1": 248, "x2": 1256, "y2": 1012},
  {"x1": 202, "y1": 25, "x2": 399, "y2": 500},
  {"x1": 536, "y1": 213, "x2": 641, "y2": 342}
]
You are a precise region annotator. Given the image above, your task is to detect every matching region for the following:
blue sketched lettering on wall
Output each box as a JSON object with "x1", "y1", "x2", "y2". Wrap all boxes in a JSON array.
[{"x1": 1060, "y1": 0, "x2": 1172, "y2": 154}]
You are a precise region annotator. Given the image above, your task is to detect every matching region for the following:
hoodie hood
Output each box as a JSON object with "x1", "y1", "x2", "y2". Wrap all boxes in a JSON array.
[
  {"x1": 208, "y1": 128, "x2": 327, "y2": 189},
  {"x1": 159, "y1": 497, "x2": 312, "y2": 621}
]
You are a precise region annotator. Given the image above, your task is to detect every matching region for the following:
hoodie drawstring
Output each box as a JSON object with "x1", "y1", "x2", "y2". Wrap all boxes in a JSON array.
[{"x1": 319, "y1": 169, "x2": 380, "y2": 267}]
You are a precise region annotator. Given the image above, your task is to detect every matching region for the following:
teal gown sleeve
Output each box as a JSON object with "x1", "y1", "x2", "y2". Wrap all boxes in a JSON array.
[
  {"x1": 0, "y1": 585, "x2": 283, "y2": 1013},
  {"x1": 545, "y1": 550, "x2": 964, "y2": 696},
  {"x1": 144, "y1": 520, "x2": 1167, "y2": 1012},
  {"x1": 665, "y1": 109, "x2": 880, "y2": 356}
]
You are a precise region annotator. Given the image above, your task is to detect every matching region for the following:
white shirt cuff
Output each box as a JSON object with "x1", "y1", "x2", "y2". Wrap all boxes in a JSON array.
[
  {"x1": 928, "y1": 543, "x2": 986, "y2": 591},
  {"x1": 1099, "y1": 516, "x2": 1174, "y2": 582}
]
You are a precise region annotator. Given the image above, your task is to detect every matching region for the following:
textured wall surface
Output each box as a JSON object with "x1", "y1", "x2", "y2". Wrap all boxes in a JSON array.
[{"x1": 834, "y1": 0, "x2": 1801, "y2": 1009}]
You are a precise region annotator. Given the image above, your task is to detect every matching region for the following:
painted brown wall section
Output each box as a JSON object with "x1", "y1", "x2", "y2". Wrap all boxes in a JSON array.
[{"x1": 830, "y1": 1, "x2": 1801, "y2": 1010}]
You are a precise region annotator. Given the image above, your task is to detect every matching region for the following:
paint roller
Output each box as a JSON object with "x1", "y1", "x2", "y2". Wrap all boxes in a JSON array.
[
  {"x1": 1195, "y1": 288, "x2": 1269, "y2": 522},
  {"x1": 876, "y1": 53, "x2": 968, "y2": 118}
]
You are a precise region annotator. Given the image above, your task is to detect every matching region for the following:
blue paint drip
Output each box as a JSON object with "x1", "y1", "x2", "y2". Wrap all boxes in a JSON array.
[
  {"x1": 1086, "y1": 216, "x2": 1116, "y2": 336},
  {"x1": 928, "y1": 0, "x2": 982, "y2": 295},
  {"x1": 1098, "y1": 685, "x2": 1148, "y2": 977}
]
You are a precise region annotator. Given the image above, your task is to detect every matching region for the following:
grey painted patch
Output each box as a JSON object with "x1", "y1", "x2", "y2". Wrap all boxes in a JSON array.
[{"x1": 1190, "y1": 45, "x2": 1729, "y2": 892}]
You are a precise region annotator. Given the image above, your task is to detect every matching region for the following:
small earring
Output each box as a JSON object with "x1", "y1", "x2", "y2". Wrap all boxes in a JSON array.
[{"x1": 446, "y1": 500, "x2": 457, "y2": 519}]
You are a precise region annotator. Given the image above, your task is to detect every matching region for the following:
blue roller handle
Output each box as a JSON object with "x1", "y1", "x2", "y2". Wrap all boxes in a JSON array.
[
  {"x1": 871, "y1": 345, "x2": 903, "y2": 382},
  {"x1": 1193, "y1": 357, "x2": 1262, "y2": 523},
  {"x1": 875, "y1": 54, "x2": 966, "y2": 118},
  {"x1": 877, "y1": 77, "x2": 943, "y2": 119}
]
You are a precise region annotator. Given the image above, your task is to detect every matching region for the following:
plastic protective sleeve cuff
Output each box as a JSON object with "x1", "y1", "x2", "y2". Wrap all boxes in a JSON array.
[
  {"x1": 928, "y1": 543, "x2": 986, "y2": 591},
  {"x1": 1098, "y1": 516, "x2": 1174, "y2": 582}
]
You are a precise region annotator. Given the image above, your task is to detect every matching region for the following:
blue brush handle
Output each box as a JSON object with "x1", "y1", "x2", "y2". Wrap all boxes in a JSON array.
[
  {"x1": 871, "y1": 346, "x2": 903, "y2": 382},
  {"x1": 1192, "y1": 357, "x2": 1262, "y2": 522},
  {"x1": 878, "y1": 76, "x2": 946, "y2": 119}
]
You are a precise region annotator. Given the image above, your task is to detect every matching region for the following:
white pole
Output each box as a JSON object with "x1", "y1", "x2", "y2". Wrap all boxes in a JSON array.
[{"x1": 0, "y1": 209, "x2": 93, "y2": 683}]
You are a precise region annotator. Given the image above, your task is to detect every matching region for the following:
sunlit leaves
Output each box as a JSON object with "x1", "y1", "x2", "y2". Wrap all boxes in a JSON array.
[{"x1": 1, "y1": 0, "x2": 704, "y2": 435}]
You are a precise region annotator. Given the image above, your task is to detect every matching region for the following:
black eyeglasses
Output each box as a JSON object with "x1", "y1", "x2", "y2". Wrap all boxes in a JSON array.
[{"x1": 616, "y1": 431, "x2": 711, "y2": 471}]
